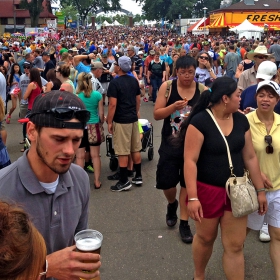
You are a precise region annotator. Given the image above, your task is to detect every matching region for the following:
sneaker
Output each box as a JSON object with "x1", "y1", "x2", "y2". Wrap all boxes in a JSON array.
[
  {"x1": 166, "y1": 199, "x2": 178, "y2": 227},
  {"x1": 149, "y1": 96, "x2": 153, "y2": 101},
  {"x1": 143, "y1": 97, "x2": 148, "y2": 102},
  {"x1": 111, "y1": 180, "x2": 132, "y2": 192},
  {"x1": 107, "y1": 171, "x2": 120, "y2": 180},
  {"x1": 84, "y1": 165, "x2": 94, "y2": 173},
  {"x1": 6, "y1": 115, "x2": 11, "y2": 124},
  {"x1": 259, "y1": 231, "x2": 271, "y2": 242},
  {"x1": 179, "y1": 222, "x2": 193, "y2": 244},
  {"x1": 132, "y1": 176, "x2": 143, "y2": 186},
  {"x1": 127, "y1": 170, "x2": 134, "y2": 177}
]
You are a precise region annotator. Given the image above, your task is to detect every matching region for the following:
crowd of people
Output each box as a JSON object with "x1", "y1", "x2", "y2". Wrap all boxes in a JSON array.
[{"x1": 0, "y1": 25, "x2": 280, "y2": 279}]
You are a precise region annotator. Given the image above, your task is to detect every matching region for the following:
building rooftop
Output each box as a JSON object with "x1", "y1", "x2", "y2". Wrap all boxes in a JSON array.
[
  {"x1": 213, "y1": 0, "x2": 280, "y2": 12},
  {"x1": 0, "y1": 0, "x2": 56, "y2": 18}
]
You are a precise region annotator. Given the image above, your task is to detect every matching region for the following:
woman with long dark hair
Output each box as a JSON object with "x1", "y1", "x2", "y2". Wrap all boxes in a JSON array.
[
  {"x1": 45, "y1": 68, "x2": 62, "y2": 92},
  {"x1": 195, "y1": 51, "x2": 216, "y2": 85},
  {"x1": 182, "y1": 76, "x2": 267, "y2": 279},
  {"x1": 22, "y1": 68, "x2": 42, "y2": 151},
  {"x1": 6, "y1": 63, "x2": 22, "y2": 124}
]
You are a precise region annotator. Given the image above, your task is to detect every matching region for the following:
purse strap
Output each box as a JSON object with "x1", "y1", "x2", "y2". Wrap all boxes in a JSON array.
[{"x1": 206, "y1": 109, "x2": 235, "y2": 176}]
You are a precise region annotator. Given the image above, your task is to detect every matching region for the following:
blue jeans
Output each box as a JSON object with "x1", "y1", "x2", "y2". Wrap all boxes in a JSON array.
[
  {"x1": 150, "y1": 76, "x2": 163, "y2": 103},
  {"x1": 226, "y1": 69, "x2": 237, "y2": 82}
]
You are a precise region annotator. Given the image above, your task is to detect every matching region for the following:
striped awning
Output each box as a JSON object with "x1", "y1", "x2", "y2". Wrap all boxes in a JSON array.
[{"x1": 211, "y1": 14, "x2": 225, "y2": 27}]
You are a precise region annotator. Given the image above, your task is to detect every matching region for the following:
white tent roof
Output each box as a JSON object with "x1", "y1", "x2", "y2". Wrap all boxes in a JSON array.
[
  {"x1": 112, "y1": 20, "x2": 122, "y2": 26},
  {"x1": 229, "y1": 19, "x2": 263, "y2": 33},
  {"x1": 102, "y1": 20, "x2": 111, "y2": 26}
]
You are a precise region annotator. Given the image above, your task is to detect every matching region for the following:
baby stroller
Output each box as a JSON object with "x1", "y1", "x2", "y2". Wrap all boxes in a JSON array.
[{"x1": 106, "y1": 119, "x2": 154, "y2": 171}]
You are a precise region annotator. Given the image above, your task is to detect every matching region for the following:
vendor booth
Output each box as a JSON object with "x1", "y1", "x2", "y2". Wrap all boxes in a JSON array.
[{"x1": 229, "y1": 19, "x2": 264, "y2": 39}]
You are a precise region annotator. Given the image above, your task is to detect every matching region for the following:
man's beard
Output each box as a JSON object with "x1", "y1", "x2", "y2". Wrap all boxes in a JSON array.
[{"x1": 36, "y1": 141, "x2": 72, "y2": 175}]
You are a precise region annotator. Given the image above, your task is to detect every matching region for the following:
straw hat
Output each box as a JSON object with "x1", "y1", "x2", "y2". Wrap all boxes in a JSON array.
[{"x1": 247, "y1": 45, "x2": 273, "y2": 60}]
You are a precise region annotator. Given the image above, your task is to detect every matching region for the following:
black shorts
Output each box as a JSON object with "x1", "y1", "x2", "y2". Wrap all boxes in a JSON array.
[
  {"x1": 79, "y1": 129, "x2": 101, "y2": 151},
  {"x1": 156, "y1": 151, "x2": 185, "y2": 190}
]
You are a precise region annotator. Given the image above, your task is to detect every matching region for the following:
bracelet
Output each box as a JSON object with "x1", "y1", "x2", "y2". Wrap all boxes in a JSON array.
[
  {"x1": 208, "y1": 69, "x2": 213, "y2": 72},
  {"x1": 188, "y1": 198, "x2": 199, "y2": 202},
  {"x1": 256, "y1": 188, "x2": 266, "y2": 193}
]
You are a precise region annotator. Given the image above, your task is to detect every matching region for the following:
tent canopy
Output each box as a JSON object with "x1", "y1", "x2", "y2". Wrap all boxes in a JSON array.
[
  {"x1": 102, "y1": 20, "x2": 111, "y2": 26},
  {"x1": 112, "y1": 20, "x2": 121, "y2": 26},
  {"x1": 229, "y1": 19, "x2": 263, "y2": 33}
]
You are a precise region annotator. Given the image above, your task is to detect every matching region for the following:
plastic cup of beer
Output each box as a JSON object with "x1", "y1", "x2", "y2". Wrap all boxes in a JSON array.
[{"x1": 74, "y1": 229, "x2": 103, "y2": 279}]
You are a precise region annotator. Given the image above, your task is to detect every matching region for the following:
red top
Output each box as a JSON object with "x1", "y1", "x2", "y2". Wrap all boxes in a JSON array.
[{"x1": 28, "y1": 82, "x2": 41, "y2": 110}]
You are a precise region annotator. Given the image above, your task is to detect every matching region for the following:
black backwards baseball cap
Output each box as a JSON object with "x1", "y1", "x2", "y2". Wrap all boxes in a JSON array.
[{"x1": 29, "y1": 90, "x2": 90, "y2": 129}]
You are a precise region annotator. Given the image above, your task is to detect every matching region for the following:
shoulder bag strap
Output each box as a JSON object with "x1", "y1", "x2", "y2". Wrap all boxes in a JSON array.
[{"x1": 205, "y1": 109, "x2": 234, "y2": 173}]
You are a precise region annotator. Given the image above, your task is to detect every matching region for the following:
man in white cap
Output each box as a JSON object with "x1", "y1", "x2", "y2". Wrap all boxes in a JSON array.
[{"x1": 238, "y1": 45, "x2": 273, "y2": 92}]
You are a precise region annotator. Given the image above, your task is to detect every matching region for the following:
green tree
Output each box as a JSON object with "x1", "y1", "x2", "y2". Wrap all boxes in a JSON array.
[
  {"x1": 135, "y1": 0, "x2": 242, "y2": 21},
  {"x1": 20, "y1": 0, "x2": 44, "y2": 27},
  {"x1": 60, "y1": 0, "x2": 121, "y2": 25}
]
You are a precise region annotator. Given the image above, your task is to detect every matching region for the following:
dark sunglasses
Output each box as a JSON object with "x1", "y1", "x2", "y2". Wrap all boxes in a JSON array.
[
  {"x1": 30, "y1": 107, "x2": 90, "y2": 124},
  {"x1": 23, "y1": 66, "x2": 31, "y2": 69},
  {"x1": 254, "y1": 55, "x2": 267, "y2": 59},
  {"x1": 265, "y1": 135, "x2": 273, "y2": 154},
  {"x1": 199, "y1": 56, "x2": 209, "y2": 60}
]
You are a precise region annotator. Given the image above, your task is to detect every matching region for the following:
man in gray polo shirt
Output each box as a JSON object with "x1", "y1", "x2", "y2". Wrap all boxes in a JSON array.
[{"x1": 0, "y1": 91, "x2": 101, "y2": 280}]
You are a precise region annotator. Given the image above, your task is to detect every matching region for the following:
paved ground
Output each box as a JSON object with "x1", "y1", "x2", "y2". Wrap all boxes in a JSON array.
[{"x1": 5, "y1": 98, "x2": 274, "y2": 280}]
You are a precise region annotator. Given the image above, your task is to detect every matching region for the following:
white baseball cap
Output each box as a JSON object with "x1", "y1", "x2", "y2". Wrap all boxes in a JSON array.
[
  {"x1": 256, "y1": 61, "x2": 277, "y2": 80},
  {"x1": 257, "y1": 80, "x2": 280, "y2": 96}
]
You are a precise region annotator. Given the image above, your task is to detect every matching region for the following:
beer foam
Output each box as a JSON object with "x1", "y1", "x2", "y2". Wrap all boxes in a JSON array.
[{"x1": 76, "y1": 237, "x2": 101, "y2": 251}]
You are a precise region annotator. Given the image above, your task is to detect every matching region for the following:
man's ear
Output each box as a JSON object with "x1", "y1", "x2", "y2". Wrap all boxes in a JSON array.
[{"x1": 27, "y1": 121, "x2": 37, "y2": 142}]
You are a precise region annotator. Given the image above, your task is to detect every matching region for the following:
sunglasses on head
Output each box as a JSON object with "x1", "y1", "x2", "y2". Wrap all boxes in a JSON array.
[
  {"x1": 254, "y1": 55, "x2": 267, "y2": 59},
  {"x1": 265, "y1": 135, "x2": 273, "y2": 154},
  {"x1": 30, "y1": 107, "x2": 90, "y2": 124},
  {"x1": 199, "y1": 56, "x2": 209, "y2": 60}
]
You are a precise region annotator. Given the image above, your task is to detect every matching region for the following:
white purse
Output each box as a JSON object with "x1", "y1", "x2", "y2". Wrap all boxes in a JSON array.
[{"x1": 206, "y1": 109, "x2": 259, "y2": 217}]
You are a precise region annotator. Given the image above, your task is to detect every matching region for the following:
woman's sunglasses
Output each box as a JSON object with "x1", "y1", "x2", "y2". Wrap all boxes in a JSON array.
[
  {"x1": 265, "y1": 135, "x2": 273, "y2": 154},
  {"x1": 199, "y1": 56, "x2": 209, "y2": 61}
]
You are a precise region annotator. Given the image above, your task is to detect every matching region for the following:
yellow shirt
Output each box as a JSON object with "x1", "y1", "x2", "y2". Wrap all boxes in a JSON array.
[{"x1": 247, "y1": 110, "x2": 280, "y2": 191}]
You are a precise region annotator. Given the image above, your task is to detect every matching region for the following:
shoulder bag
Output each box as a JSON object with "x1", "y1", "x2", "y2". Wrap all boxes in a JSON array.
[
  {"x1": 87, "y1": 123, "x2": 105, "y2": 145},
  {"x1": 206, "y1": 109, "x2": 259, "y2": 217}
]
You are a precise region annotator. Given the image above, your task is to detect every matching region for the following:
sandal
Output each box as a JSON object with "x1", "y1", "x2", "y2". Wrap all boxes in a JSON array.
[
  {"x1": 20, "y1": 148, "x2": 25, "y2": 152},
  {"x1": 94, "y1": 183, "x2": 102, "y2": 189},
  {"x1": 19, "y1": 140, "x2": 25, "y2": 144}
]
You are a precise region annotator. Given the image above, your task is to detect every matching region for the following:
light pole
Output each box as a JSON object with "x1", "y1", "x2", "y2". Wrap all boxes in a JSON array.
[
  {"x1": 203, "y1": 7, "x2": 208, "y2": 38},
  {"x1": 76, "y1": 13, "x2": 80, "y2": 39}
]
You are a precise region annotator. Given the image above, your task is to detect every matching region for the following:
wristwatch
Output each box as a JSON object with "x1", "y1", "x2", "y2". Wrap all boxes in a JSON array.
[{"x1": 208, "y1": 69, "x2": 213, "y2": 73}]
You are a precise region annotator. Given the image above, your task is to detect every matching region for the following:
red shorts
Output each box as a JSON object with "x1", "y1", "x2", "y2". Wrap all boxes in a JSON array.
[{"x1": 186, "y1": 181, "x2": 232, "y2": 219}]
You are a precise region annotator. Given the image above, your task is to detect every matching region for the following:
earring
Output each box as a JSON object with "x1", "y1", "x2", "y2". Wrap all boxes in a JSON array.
[{"x1": 223, "y1": 103, "x2": 227, "y2": 112}]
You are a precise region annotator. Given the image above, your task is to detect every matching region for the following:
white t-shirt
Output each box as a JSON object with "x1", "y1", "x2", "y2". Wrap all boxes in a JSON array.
[
  {"x1": 195, "y1": 67, "x2": 210, "y2": 85},
  {"x1": 89, "y1": 72, "x2": 104, "y2": 94},
  {"x1": 39, "y1": 176, "x2": 59, "y2": 194},
  {"x1": 0, "y1": 72, "x2": 6, "y2": 103}
]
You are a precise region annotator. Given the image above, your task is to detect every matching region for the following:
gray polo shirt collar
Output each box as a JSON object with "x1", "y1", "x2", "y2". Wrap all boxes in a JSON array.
[{"x1": 18, "y1": 151, "x2": 74, "y2": 195}]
